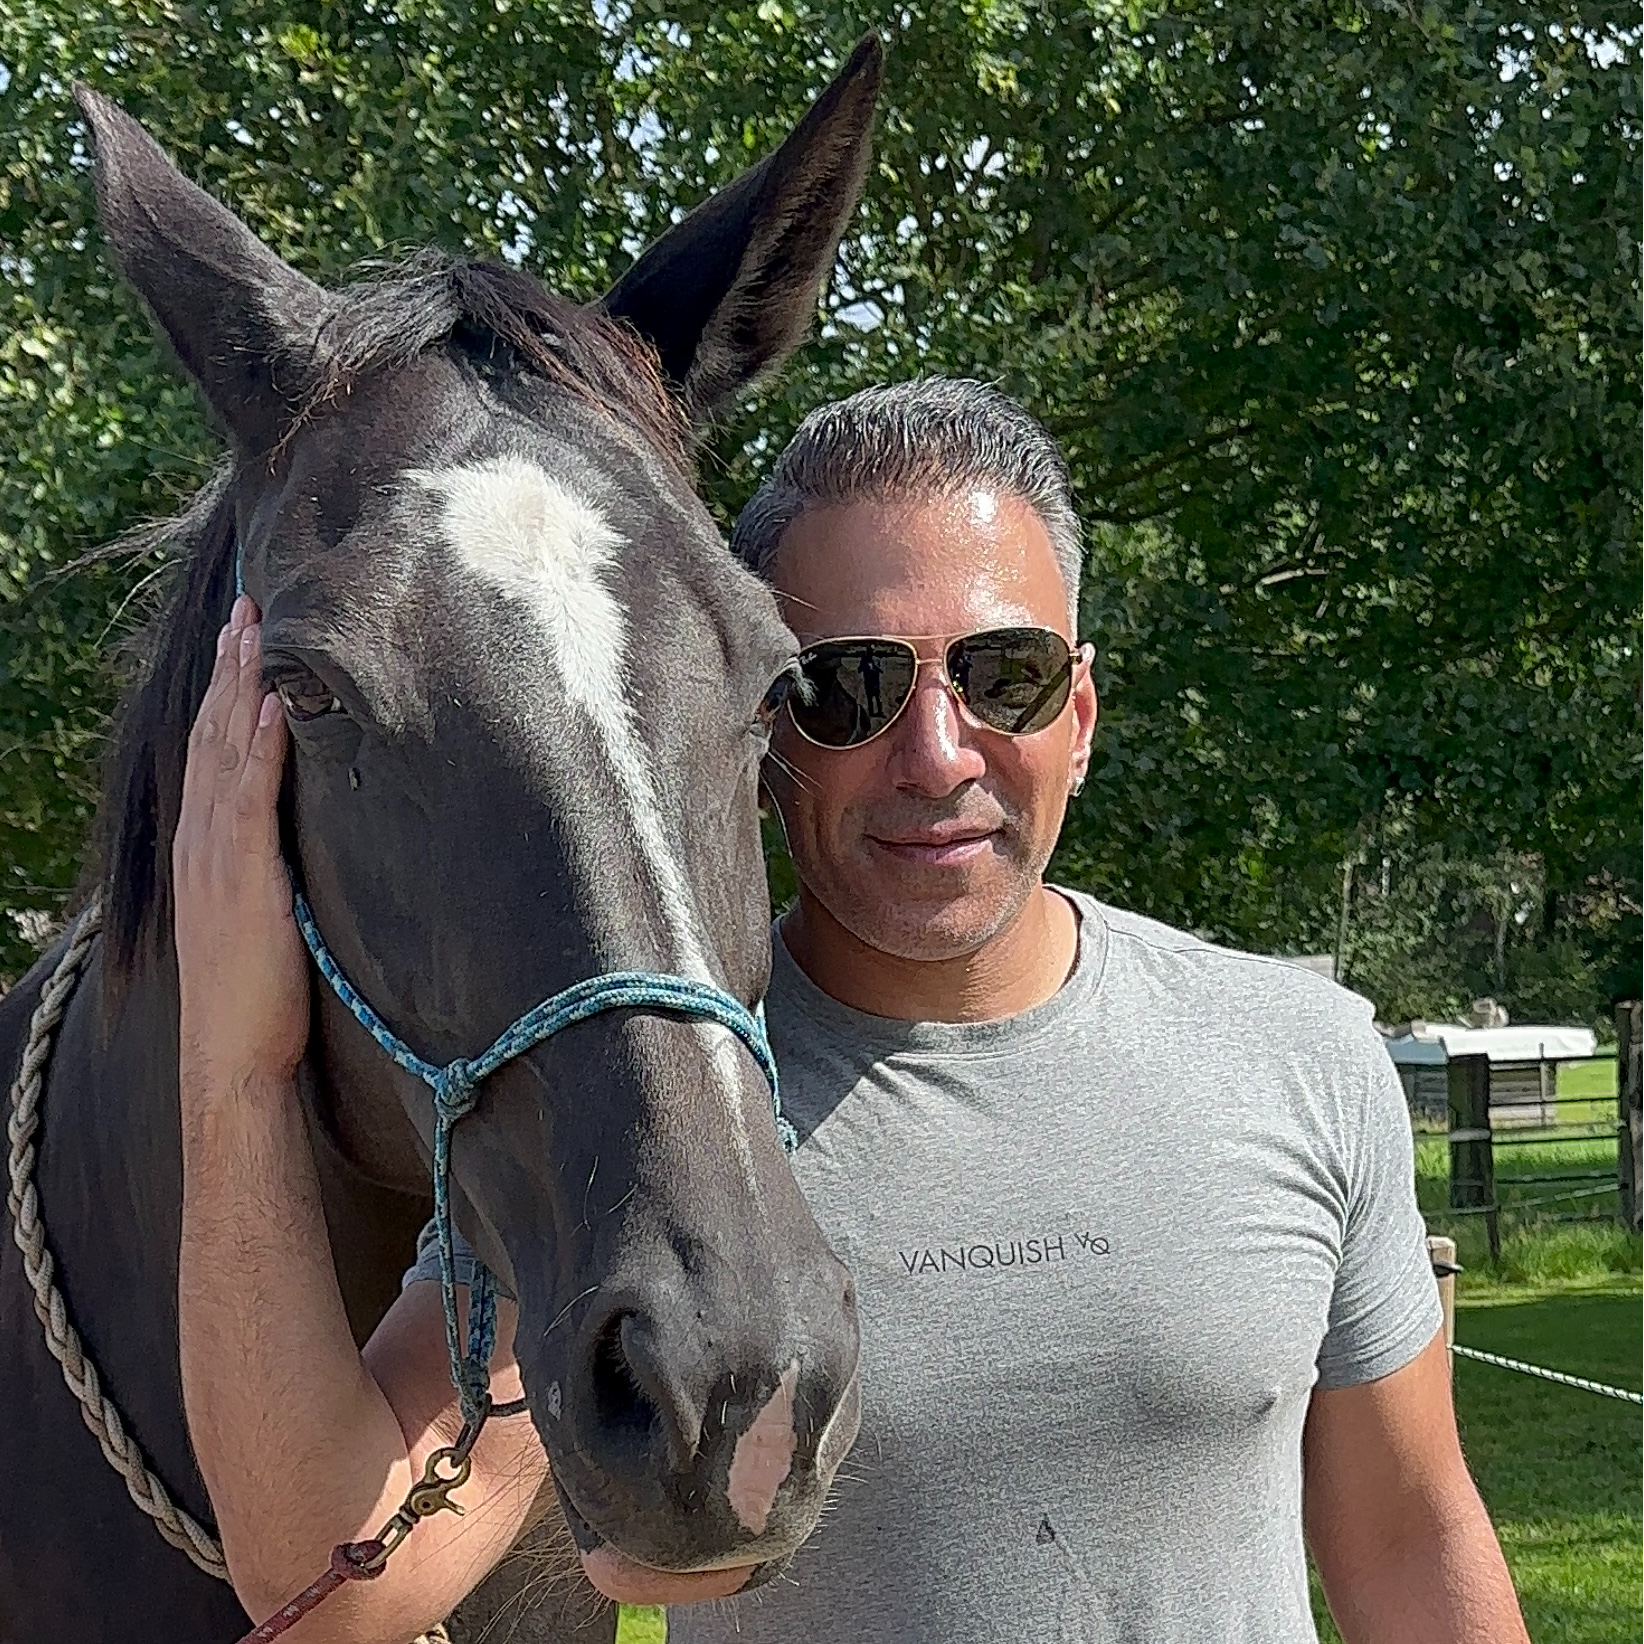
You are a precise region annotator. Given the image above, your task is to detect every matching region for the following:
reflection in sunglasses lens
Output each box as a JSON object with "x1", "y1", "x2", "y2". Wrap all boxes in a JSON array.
[
  {"x1": 787, "y1": 628, "x2": 1073, "y2": 747},
  {"x1": 950, "y1": 629, "x2": 1073, "y2": 734},
  {"x1": 792, "y1": 641, "x2": 918, "y2": 746}
]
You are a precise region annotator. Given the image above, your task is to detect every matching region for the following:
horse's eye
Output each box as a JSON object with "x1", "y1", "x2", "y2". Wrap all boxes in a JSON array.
[{"x1": 272, "y1": 668, "x2": 344, "y2": 722}]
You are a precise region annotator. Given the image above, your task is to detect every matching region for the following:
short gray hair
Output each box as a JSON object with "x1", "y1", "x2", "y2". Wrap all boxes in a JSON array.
[{"x1": 731, "y1": 378, "x2": 1083, "y2": 630}]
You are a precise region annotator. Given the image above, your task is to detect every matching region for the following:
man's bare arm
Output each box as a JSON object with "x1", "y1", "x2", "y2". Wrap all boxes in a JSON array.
[
  {"x1": 175, "y1": 602, "x2": 545, "y2": 1638},
  {"x1": 1303, "y1": 1330, "x2": 1529, "y2": 1644}
]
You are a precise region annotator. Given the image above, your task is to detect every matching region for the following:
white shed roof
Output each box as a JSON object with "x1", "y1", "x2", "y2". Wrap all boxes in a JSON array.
[{"x1": 1383, "y1": 1023, "x2": 1598, "y2": 1067}]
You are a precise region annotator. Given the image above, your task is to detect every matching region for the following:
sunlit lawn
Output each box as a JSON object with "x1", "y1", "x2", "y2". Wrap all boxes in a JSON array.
[
  {"x1": 1312, "y1": 1058, "x2": 1640, "y2": 1642},
  {"x1": 1311, "y1": 1274, "x2": 1641, "y2": 1644}
]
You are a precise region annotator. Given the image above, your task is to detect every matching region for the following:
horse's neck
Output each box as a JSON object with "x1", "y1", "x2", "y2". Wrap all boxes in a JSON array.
[
  {"x1": 6, "y1": 940, "x2": 427, "y2": 1547},
  {"x1": 19, "y1": 945, "x2": 199, "y2": 1501}
]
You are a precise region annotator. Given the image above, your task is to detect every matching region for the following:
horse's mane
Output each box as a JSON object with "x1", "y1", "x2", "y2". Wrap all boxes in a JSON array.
[{"x1": 95, "y1": 253, "x2": 689, "y2": 990}]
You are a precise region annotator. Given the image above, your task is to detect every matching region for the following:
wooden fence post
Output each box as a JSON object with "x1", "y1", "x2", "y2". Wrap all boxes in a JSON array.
[
  {"x1": 1449, "y1": 1053, "x2": 1498, "y2": 1262},
  {"x1": 1426, "y1": 1234, "x2": 1459, "y2": 1364},
  {"x1": 1618, "y1": 1002, "x2": 1641, "y2": 1234}
]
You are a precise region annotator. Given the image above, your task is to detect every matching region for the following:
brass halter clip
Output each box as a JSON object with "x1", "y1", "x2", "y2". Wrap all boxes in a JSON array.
[
  {"x1": 405, "y1": 1445, "x2": 475, "y2": 1519},
  {"x1": 357, "y1": 1419, "x2": 484, "y2": 1570}
]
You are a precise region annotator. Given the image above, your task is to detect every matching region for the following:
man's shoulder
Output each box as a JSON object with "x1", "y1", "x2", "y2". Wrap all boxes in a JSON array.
[{"x1": 1066, "y1": 890, "x2": 1377, "y2": 1038}]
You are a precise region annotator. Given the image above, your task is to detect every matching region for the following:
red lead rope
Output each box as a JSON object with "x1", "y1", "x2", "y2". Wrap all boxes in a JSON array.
[
  {"x1": 239, "y1": 1541, "x2": 388, "y2": 1641},
  {"x1": 234, "y1": 1426, "x2": 484, "y2": 1643}
]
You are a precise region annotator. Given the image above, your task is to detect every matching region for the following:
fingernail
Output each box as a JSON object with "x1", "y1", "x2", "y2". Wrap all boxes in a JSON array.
[
  {"x1": 230, "y1": 595, "x2": 249, "y2": 631},
  {"x1": 259, "y1": 693, "x2": 280, "y2": 727},
  {"x1": 216, "y1": 625, "x2": 230, "y2": 657},
  {"x1": 239, "y1": 624, "x2": 257, "y2": 661}
]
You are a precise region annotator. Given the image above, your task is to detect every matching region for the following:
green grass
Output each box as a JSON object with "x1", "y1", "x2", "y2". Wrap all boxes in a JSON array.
[
  {"x1": 1557, "y1": 1058, "x2": 1618, "y2": 1100},
  {"x1": 1555, "y1": 1056, "x2": 1620, "y2": 1131},
  {"x1": 1450, "y1": 1284, "x2": 1641, "y2": 1644},
  {"x1": 1309, "y1": 1276, "x2": 1642, "y2": 1643},
  {"x1": 1311, "y1": 1111, "x2": 1641, "y2": 1644}
]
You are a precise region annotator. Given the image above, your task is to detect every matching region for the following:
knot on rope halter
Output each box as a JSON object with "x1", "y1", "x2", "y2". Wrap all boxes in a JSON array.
[
  {"x1": 432, "y1": 1061, "x2": 480, "y2": 1121},
  {"x1": 452, "y1": 1351, "x2": 494, "y2": 1425}
]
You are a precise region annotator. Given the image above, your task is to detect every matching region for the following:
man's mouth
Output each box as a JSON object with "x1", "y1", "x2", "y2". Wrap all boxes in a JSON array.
[{"x1": 868, "y1": 827, "x2": 997, "y2": 867}]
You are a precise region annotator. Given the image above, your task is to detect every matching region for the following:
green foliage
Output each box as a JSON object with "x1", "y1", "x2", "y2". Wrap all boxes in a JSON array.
[
  {"x1": 1, "y1": 0, "x2": 1638, "y2": 993},
  {"x1": 1346, "y1": 840, "x2": 1634, "y2": 1029}
]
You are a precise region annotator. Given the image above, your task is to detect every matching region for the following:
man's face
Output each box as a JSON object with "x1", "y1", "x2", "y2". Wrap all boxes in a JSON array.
[{"x1": 765, "y1": 488, "x2": 1097, "y2": 961}]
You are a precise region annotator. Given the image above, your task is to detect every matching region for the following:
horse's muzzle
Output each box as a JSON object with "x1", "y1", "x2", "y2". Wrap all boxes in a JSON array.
[{"x1": 531, "y1": 1255, "x2": 861, "y2": 1576}]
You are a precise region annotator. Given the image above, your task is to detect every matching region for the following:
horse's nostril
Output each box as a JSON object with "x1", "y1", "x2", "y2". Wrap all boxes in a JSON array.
[
  {"x1": 589, "y1": 1312, "x2": 655, "y2": 1444},
  {"x1": 588, "y1": 1311, "x2": 703, "y2": 1475}
]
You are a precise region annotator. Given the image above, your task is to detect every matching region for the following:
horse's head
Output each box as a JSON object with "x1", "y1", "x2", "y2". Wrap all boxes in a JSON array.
[{"x1": 82, "y1": 43, "x2": 879, "y2": 1585}]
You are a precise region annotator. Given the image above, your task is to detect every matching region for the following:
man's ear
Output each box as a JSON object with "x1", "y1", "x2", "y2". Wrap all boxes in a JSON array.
[
  {"x1": 74, "y1": 85, "x2": 333, "y2": 453},
  {"x1": 599, "y1": 34, "x2": 882, "y2": 426},
  {"x1": 1069, "y1": 643, "x2": 1099, "y2": 793}
]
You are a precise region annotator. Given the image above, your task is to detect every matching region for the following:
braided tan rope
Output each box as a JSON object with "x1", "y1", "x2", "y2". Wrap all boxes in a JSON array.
[
  {"x1": 6, "y1": 893, "x2": 457, "y2": 1641},
  {"x1": 6, "y1": 894, "x2": 230, "y2": 1579}
]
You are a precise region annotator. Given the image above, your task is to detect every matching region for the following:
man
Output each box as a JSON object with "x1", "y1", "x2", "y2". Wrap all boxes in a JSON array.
[{"x1": 176, "y1": 379, "x2": 1528, "y2": 1641}]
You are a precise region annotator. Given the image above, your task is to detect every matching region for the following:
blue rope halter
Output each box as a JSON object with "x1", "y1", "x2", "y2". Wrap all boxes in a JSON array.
[
  {"x1": 293, "y1": 894, "x2": 790, "y2": 1424},
  {"x1": 238, "y1": 546, "x2": 791, "y2": 1425}
]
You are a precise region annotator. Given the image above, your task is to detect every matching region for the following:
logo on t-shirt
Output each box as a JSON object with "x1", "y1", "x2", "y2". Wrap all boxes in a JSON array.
[{"x1": 897, "y1": 1229, "x2": 1109, "y2": 1277}]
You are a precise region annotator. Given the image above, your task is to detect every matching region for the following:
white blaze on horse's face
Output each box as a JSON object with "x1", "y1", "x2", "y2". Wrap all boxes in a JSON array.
[
  {"x1": 410, "y1": 456, "x2": 760, "y2": 1189},
  {"x1": 414, "y1": 456, "x2": 628, "y2": 712}
]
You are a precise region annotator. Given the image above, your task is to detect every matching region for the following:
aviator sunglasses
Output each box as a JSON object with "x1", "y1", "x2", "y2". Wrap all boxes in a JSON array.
[{"x1": 785, "y1": 625, "x2": 1081, "y2": 749}]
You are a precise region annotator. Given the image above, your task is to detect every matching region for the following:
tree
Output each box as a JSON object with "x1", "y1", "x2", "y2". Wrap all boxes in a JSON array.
[
  {"x1": 2, "y1": 0, "x2": 643, "y2": 974},
  {"x1": 3, "y1": 0, "x2": 1638, "y2": 1010}
]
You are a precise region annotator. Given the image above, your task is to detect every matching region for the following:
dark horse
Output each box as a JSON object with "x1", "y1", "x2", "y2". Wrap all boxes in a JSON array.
[{"x1": 1, "y1": 41, "x2": 880, "y2": 1642}]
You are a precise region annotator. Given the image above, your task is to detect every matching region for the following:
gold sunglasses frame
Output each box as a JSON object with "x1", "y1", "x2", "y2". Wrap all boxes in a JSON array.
[{"x1": 783, "y1": 626, "x2": 1088, "y2": 750}]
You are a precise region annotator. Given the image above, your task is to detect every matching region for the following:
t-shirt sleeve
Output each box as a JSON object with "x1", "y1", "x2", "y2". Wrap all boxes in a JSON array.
[
  {"x1": 1314, "y1": 1041, "x2": 1443, "y2": 1390},
  {"x1": 400, "y1": 1218, "x2": 515, "y2": 1300}
]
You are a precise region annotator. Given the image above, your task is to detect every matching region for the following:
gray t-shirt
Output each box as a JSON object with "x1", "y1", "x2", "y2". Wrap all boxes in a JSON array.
[{"x1": 416, "y1": 891, "x2": 1440, "y2": 1642}]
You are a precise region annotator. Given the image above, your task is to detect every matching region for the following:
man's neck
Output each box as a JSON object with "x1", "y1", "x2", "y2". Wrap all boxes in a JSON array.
[{"x1": 780, "y1": 883, "x2": 1079, "y2": 1024}]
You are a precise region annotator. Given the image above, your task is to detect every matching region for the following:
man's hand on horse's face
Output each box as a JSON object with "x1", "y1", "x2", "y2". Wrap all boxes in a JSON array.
[{"x1": 173, "y1": 595, "x2": 309, "y2": 1088}]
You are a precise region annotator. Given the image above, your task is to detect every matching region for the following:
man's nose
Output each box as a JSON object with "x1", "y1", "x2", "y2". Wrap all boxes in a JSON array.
[{"x1": 884, "y1": 668, "x2": 987, "y2": 795}]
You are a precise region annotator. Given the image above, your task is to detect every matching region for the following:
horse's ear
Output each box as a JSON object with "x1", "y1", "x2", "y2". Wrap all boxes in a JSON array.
[
  {"x1": 73, "y1": 85, "x2": 332, "y2": 452},
  {"x1": 599, "y1": 34, "x2": 882, "y2": 425}
]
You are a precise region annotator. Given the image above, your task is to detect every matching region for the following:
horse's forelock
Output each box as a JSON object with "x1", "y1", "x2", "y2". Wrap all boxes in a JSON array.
[{"x1": 297, "y1": 255, "x2": 691, "y2": 470}]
